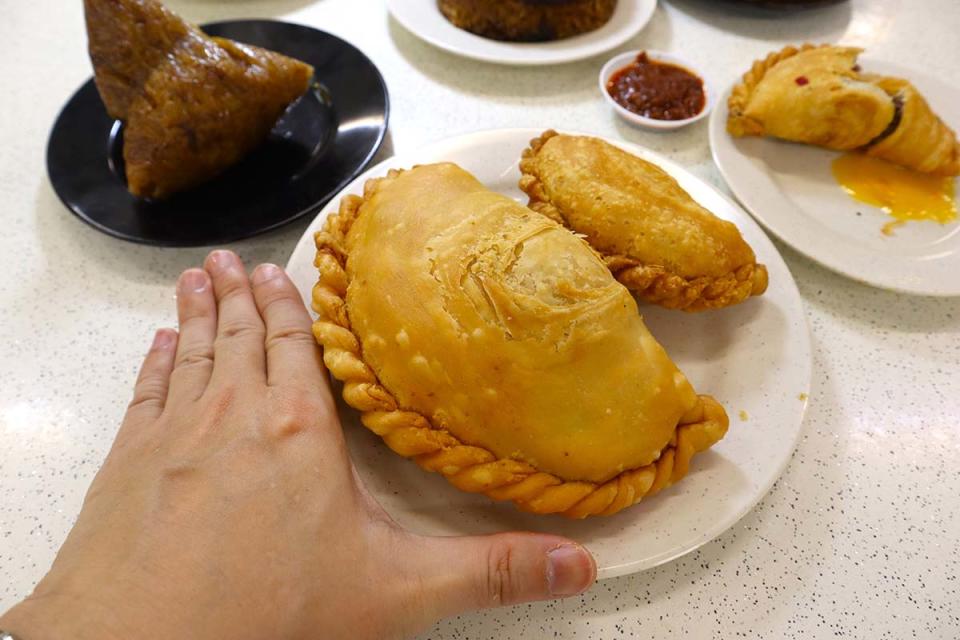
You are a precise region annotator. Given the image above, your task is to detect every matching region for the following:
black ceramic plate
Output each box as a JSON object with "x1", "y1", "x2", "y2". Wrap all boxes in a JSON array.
[{"x1": 47, "y1": 20, "x2": 389, "y2": 246}]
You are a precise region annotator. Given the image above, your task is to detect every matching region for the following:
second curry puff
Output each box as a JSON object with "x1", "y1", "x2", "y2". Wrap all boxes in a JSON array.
[
  {"x1": 520, "y1": 131, "x2": 768, "y2": 312},
  {"x1": 311, "y1": 163, "x2": 728, "y2": 518}
]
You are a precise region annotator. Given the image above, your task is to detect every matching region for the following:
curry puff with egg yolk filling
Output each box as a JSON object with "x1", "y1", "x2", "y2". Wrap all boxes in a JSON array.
[
  {"x1": 311, "y1": 163, "x2": 728, "y2": 518},
  {"x1": 727, "y1": 44, "x2": 960, "y2": 176},
  {"x1": 520, "y1": 131, "x2": 768, "y2": 312}
]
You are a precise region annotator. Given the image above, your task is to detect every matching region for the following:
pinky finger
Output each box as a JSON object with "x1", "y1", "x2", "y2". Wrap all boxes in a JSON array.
[{"x1": 125, "y1": 329, "x2": 179, "y2": 424}]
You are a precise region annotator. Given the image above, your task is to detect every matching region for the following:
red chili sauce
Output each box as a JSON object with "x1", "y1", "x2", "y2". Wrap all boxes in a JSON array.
[{"x1": 606, "y1": 52, "x2": 706, "y2": 121}]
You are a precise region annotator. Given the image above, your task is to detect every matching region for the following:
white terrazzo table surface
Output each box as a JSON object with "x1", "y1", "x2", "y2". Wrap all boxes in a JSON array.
[{"x1": 2, "y1": 0, "x2": 959, "y2": 637}]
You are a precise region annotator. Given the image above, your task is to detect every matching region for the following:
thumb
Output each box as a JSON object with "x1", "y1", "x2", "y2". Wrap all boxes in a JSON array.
[{"x1": 409, "y1": 532, "x2": 596, "y2": 618}]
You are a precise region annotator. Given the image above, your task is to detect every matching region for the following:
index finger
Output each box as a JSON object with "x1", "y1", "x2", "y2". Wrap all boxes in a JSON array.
[{"x1": 250, "y1": 263, "x2": 326, "y2": 388}]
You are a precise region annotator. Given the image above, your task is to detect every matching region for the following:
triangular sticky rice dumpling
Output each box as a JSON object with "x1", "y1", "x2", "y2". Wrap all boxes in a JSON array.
[{"x1": 84, "y1": 0, "x2": 314, "y2": 199}]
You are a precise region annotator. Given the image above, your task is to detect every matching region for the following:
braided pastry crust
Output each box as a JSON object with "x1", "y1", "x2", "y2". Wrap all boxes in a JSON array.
[
  {"x1": 311, "y1": 169, "x2": 729, "y2": 518},
  {"x1": 727, "y1": 43, "x2": 823, "y2": 138},
  {"x1": 602, "y1": 255, "x2": 768, "y2": 312},
  {"x1": 520, "y1": 130, "x2": 768, "y2": 312}
]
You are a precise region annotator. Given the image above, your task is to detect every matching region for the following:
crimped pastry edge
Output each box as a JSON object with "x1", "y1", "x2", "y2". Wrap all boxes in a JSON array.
[
  {"x1": 310, "y1": 167, "x2": 729, "y2": 518},
  {"x1": 726, "y1": 45, "x2": 958, "y2": 175},
  {"x1": 726, "y1": 43, "x2": 829, "y2": 138},
  {"x1": 518, "y1": 130, "x2": 769, "y2": 312}
]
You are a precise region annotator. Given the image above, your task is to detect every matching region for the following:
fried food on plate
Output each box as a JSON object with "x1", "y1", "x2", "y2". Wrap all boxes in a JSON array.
[
  {"x1": 863, "y1": 76, "x2": 960, "y2": 175},
  {"x1": 519, "y1": 130, "x2": 768, "y2": 312},
  {"x1": 437, "y1": 0, "x2": 617, "y2": 42},
  {"x1": 727, "y1": 44, "x2": 960, "y2": 176},
  {"x1": 311, "y1": 163, "x2": 728, "y2": 518},
  {"x1": 84, "y1": 0, "x2": 314, "y2": 199}
]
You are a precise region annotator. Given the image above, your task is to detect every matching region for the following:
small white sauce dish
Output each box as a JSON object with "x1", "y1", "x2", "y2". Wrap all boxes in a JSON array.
[{"x1": 599, "y1": 49, "x2": 716, "y2": 131}]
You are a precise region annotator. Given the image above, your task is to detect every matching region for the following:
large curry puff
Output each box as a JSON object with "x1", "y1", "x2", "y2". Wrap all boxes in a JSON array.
[{"x1": 311, "y1": 163, "x2": 728, "y2": 518}]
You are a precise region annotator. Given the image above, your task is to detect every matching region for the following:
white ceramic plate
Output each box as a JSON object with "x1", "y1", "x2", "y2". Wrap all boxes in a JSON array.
[
  {"x1": 386, "y1": 0, "x2": 656, "y2": 66},
  {"x1": 286, "y1": 129, "x2": 811, "y2": 578},
  {"x1": 710, "y1": 59, "x2": 960, "y2": 296}
]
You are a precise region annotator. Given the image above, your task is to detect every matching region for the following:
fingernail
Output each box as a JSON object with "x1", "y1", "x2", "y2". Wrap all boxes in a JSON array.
[
  {"x1": 546, "y1": 544, "x2": 594, "y2": 597},
  {"x1": 208, "y1": 249, "x2": 238, "y2": 272},
  {"x1": 178, "y1": 269, "x2": 208, "y2": 293},
  {"x1": 252, "y1": 263, "x2": 282, "y2": 284},
  {"x1": 150, "y1": 329, "x2": 175, "y2": 351}
]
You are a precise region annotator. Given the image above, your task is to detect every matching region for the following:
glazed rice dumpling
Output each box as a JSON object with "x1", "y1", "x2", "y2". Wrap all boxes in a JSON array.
[{"x1": 84, "y1": 0, "x2": 314, "y2": 199}]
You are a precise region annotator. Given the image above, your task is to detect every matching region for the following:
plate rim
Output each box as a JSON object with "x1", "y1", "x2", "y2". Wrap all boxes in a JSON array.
[
  {"x1": 708, "y1": 59, "x2": 960, "y2": 297},
  {"x1": 45, "y1": 18, "x2": 391, "y2": 247},
  {"x1": 385, "y1": 0, "x2": 657, "y2": 66},
  {"x1": 285, "y1": 127, "x2": 812, "y2": 578}
]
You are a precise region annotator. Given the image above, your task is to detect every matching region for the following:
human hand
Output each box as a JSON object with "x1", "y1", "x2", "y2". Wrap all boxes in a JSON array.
[{"x1": 0, "y1": 250, "x2": 595, "y2": 640}]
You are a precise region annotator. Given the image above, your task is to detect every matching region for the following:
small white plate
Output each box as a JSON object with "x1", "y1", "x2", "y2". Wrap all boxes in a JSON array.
[
  {"x1": 286, "y1": 128, "x2": 811, "y2": 579},
  {"x1": 386, "y1": 0, "x2": 657, "y2": 66},
  {"x1": 710, "y1": 59, "x2": 960, "y2": 296},
  {"x1": 599, "y1": 50, "x2": 716, "y2": 130}
]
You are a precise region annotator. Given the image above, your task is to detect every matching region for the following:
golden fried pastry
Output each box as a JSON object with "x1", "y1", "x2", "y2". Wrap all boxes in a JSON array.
[
  {"x1": 863, "y1": 76, "x2": 960, "y2": 175},
  {"x1": 311, "y1": 163, "x2": 728, "y2": 518},
  {"x1": 728, "y1": 44, "x2": 960, "y2": 176},
  {"x1": 727, "y1": 45, "x2": 893, "y2": 148},
  {"x1": 437, "y1": 0, "x2": 616, "y2": 42},
  {"x1": 519, "y1": 131, "x2": 768, "y2": 312},
  {"x1": 84, "y1": 0, "x2": 314, "y2": 199}
]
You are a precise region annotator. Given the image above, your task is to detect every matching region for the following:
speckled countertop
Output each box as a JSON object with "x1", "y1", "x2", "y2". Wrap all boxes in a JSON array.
[{"x1": 1, "y1": 0, "x2": 958, "y2": 637}]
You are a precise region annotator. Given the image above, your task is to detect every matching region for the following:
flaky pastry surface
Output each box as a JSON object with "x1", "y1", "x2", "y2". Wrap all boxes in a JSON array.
[
  {"x1": 728, "y1": 44, "x2": 959, "y2": 176},
  {"x1": 727, "y1": 44, "x2": 893, "y2": 149},
  {"x1": 863, "y1": 76, "x2": 960, "y2": 175},
  {"x1": 311, "y1": 163, "x2": 729, "y2": 517},
  {"x1": 519, "y1": 131, "x2": 768, "y2": 312}
]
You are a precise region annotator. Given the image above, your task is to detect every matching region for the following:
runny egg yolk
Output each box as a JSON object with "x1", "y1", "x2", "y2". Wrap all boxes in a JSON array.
[{"x1": 831, "y1": 153, "x2": 958, "y2": 235}]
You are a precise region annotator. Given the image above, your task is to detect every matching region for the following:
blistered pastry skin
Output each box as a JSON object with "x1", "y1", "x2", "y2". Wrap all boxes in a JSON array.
[
  {"x1": 519, "y1": 131, "x2": 768, "y2": 312},
  {"x1": 311, "y1": 164, "x2": 729, "y2": 517}
]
